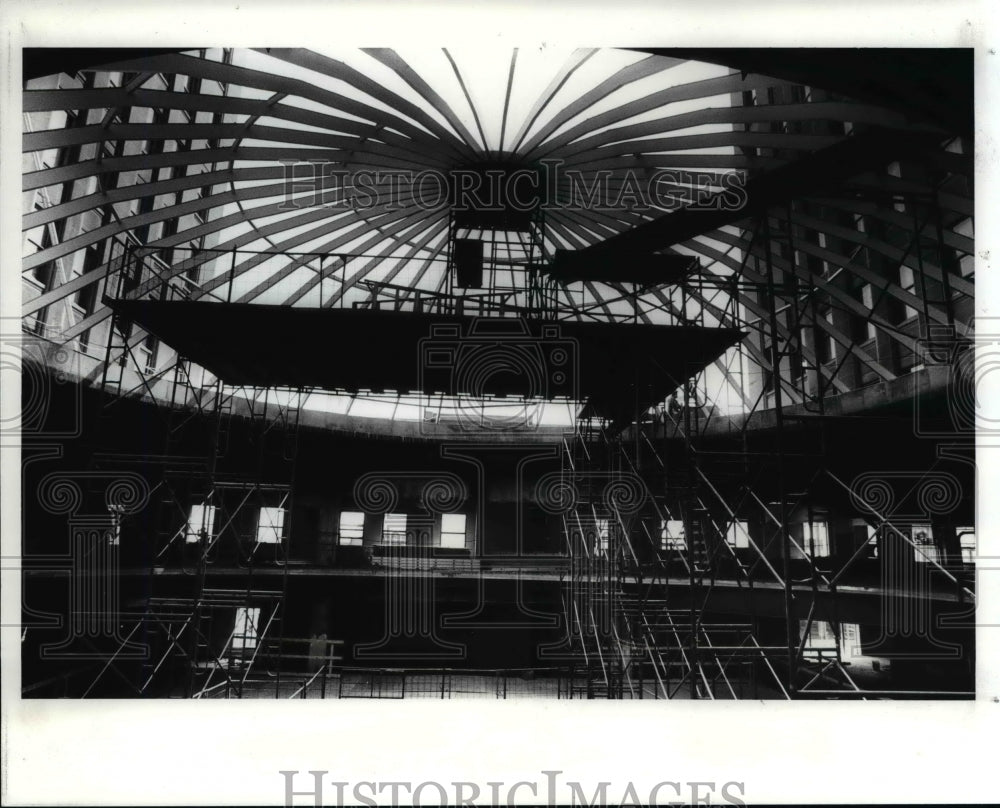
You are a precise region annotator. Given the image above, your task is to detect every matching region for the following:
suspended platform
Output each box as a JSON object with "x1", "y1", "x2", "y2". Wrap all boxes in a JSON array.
[{"x1": 108, "y1": 299, "x2": 744, "y2": 425}]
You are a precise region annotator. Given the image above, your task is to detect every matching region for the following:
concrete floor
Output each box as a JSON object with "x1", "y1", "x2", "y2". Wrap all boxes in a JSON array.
[{"x1": 198, "y1": 671, "x2": 789, "y2": 699}]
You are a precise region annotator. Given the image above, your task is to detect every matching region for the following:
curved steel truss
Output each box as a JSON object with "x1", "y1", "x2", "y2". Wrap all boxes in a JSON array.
[{"x1": 22, "y1": 47, "x2": 974, "y2": 414}]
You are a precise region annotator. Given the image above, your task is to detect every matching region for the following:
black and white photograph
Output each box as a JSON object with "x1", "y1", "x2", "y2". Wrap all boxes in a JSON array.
[{"x1": 2, "y1": 2, "x2": 998, "y2": 805}]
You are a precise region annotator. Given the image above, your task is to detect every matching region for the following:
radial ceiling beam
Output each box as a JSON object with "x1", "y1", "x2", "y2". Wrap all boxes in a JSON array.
[
  {"x1": 360, "y1": 48, "x2": 483, "y2": 158},
  {"x1": 699, "y1": 228, "x2": 948, "y2": 348},
  {"x1": 24, "y1": 86, "x2": 448, "y2": 165},
  {"x1": 552, "y1": 101, "x2": 919, "y2": 167},
  {"x1": 546, "y1": 251, "x2": 697, "y2": 286},
  {"x1": 809, "y1": 196, "x2": 973, "y2": 256},
  {"x1": 507, "y1": 48, "x2": 597, "y2": 155},
  {"x1": 634, "y1": 48, "x2": 973, "y2": 136},
  {"x1": 677, "y1": 243, "x2": 893, "y2": 392},
  {"x1": 576, "y1": 128, "x2": 946, "y2": 258},
  {"x1": 442, "y1": 49, "x2": 489, "y2": 154},
  {"x1": 84, "y1": 51, "x2": 463, "y2": 161},
  {"x1": 515, "y1": 53, "x2": 683, "y2": 158},
  {"x1": 318, "y1": 218, "x2": 450, "y2": 309},
  {"x1": 23, "y1": 48, "x2": 189, "y2": 81},
  {"x1": 239, "y1": 205, "x2": 446, "y2": 305},
  {"x1": 497, "y1": 49, "x2": 519, "y2": 154},
  {"x1": 24, "y1": 141, "x2": 449, "y2": 195},
  {"x1": 525, "y1": 71, "x2": 794, "y2": 161},
  {"x1": 565, "y1": 130, "x2": 842, "y2": 164}
]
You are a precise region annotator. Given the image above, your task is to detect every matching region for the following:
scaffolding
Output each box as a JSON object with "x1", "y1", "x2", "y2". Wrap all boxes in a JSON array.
[
  {"x1": 544, "y1": 200, "x2": 975, "y2": 699},
  {"x1": 73, "y1": 244, "x2": 323, "y2": 698},
  {"x1": 59, "y1": 200, "x2": 976, "y2": 698}
]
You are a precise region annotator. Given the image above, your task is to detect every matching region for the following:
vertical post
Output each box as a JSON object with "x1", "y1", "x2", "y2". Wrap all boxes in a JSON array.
[
  {"x1": 340, "y1": 256, "x2": 347, "y2": 309},
  {"x1": 99, "y1": 307, "x2": 119, "y2": 399},
  {"x1": 763, "y1": 212, "x2": 798, "y2": 696},
  {"x1": 157, "y1": 245, "x2": 168, "y2": 302},
  {"x1": 684, "y1": 379, "x2": 698, "y2": 699},
  {"x1": 786, "y1": 201, "x2": 805, "y2": 406},
  {"x1": 912, "y1": 195, "x2": 933, "y2": 332},
  {"x1": 446, "y1": 213, "x2": 454, "y2": 310},
  {"x1": 190, "y1": 246, "x2": 200, "y2": 298},
  {"x1": 931, "y1": 189, "x2": 955, "y2": 328},
  {"x1": 227, "y1": 246, "x2": 236, "y2": 304},
  {"x1": 116, "y1": 240, "x2": 132, "y2": 301}
]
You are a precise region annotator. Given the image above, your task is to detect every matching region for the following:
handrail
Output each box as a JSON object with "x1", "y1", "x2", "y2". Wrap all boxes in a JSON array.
[
  {"x1": 81, "y1": 620, "x2": 144, "y2": 698},
  {"x1": 696, "y1": 471, "x2": 786, "y2": 586},
  {"x1": 825, "y1": 469, "x2": 974, "y2": 599},
  {"x1": 571, "y1": 600, "x2": 590, "y2": 669},
  {"x1": 642, "y1": 635, "x2": 669, "y2": 698},
  {"x1": 287, "y1": 663, "x2": 329, "y2": 699},
  {"x1": 192, "y1": 621, "x2": 240, "y2": 699},
  {"x1": 745, "y1": 488, "x2": 831, "y2": 585},
  {"x1": 610, "y1": 619, "x2": 636, "y2": 698},
  {"x1": 240, "y1": 607, "x2": 279, "y2": 686},
  {"x1": 603, "y1": 499, "x2": 639, "y2": 569},
  {"x1": 561, "y1": 437, "x2": 577, "y2": 473},
  {"x1": 746, "y1": 634, "x2": 791, "y2": 699},
  {"x1": 698, "y1": 628, "x2": 732, "y2": 699},
  {"x1": 587, "y1": 605, "x2": 610, "y2": 688},
  {"x1": 140, "y1": 618, "x2": 193, "y2": 694}
]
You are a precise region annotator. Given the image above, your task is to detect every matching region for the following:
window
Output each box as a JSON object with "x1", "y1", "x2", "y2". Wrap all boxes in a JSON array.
[
  {"x1": 232, "y1": 607, "x2": 260, "y2": 651},
  {"x1": 256, "y1": 507, "x2": 285, "y2": 544},
  {"x1": 954, "y1": 218, "x2": 974, "y2": 277},
  {"x1": 859, "y1": 284, "x2": 877, "y2": 340},
  {"x1": 440, "y1": 513, "x2": 466, "y2": 549},
  {"x1": 186, "y1": 503, "x2": 215, "y2": 543},
  {"x1": 74, "y1": 275, "x2": 99, "y2": 353},
  {"x1": 867, "y1": 522, "x2": 879, "y2": 559},
  {"x1": 382, "y1": 513, "x2": 407, "y2": 545},
  {"x1": 804, "y1": 521, "x2": 830, "y2": 557},
  {"x1": 815, "y1": 309, "x2": 835, "y2": 364},
  {"x1": 726, "y1": 520, "x2": 750, "y2": 549},
  {"x1": 912, "y1": 524, "x2": 938, "y2": 563},
  {"x1": 838, "y1": 623, "x2": 869, "y2": 663},
  {"x1": 138, "y1": 334, "x2": 158, "y2": 374},
  {"x1": 594, "y1": 518, "x2": 610, "y2": 556},
  {"x1": 799, "y1": 619, "x2": 836, "y2": 648},
  {"x1": 339, "y1": 511, "x2": 364, "y2": 546},
  {"x1": 958, "y1": 527, "x2": 975, "y2": 563},
  {"x1": 25, "y1": 229, "x2": 54, "y2": 335},
  {"x1": 805, "y1": 249, "x2": 824, "y2": 277},
  {"x1": 888, "y1": 161, "x2": 906, "y2": 213},
  {"x1": 24, "y1": 309, "x2": 46, "y2": 337},
  {"x1": 660, "y1": 519, "x2": 686, "y2": 551},
  {"x1": 899, "y1": 266, "x2": 918, "y2": 320}
]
